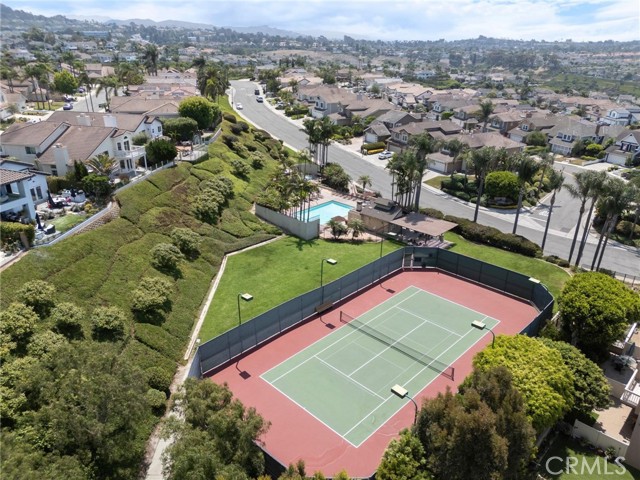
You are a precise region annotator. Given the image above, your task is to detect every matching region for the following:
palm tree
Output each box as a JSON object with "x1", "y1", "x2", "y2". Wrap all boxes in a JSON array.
[
  {"x1": 386, "y1": 151, "x2": 415, "y2": 211},
  {"x1": 476, "y1": 100, "x2": 495, "y2": 132},
  {"x1": 348, "y1": 219, "x2": 366, "y2": 240},
  {"x1": 565, "y1": 171, "x2": 597, "y2": 265},
  {"x1": 469, "y1": 147, "x2": 496, "y2": 223},
  {"x1": 574, "y1": 170, "x2": 607, "y2": 268},
  {"x1": 358, "y1": 175, "x2": 372, "y2": 195},
  {"x1": 535, "y1": 150, "x2": 554, "y2": 196},
  {"x1": 410, "y1": 132, "x2": 441, "y2": 211},
  {"x1": 96, "y1": 76, "x2": 119, "y2": 106},
  {"x1": 591, "y1": 178, "x2": 634, "y2": 270},
  {"x1": 627, "y1": 183, "x2": 640, "y2": 242},
  {"x1": 302, "y1": 118, "x2": 322, "y2": 165},
  {"x1": 86, "y1": 153, "x2": 119, "y2": 177},
  {"x1": 77, "y1": 70, "x2": 96, "y2": 112},
  {"x1": 540, "y1": 169, "x2": 565, "y2": 253},
  {"x1": 512, "y1": 154, "x2": 539, "y2": 234},
  {"x1": 22, "y1": 64, "x2": 43, "y2": 109},
  {"x1": 327, "y1": 218, "x2": 348, "y2": 240},
  {"x1": 0, "y1": 65, "x2": 18, "y2": 93},
  {"x1": 142, "y1": 44, "x2": 159, "y2": 76}
]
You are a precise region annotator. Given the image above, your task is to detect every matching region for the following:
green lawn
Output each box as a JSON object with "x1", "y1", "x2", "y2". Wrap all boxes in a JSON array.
[
  {"x1": 446, "y1": 231, "x2": 570, "y2": 301},
  {"x1": 199, "y1": 237, "x2": 403, "y2": 341},
  {"x1": 426, "y1": 175, "x2": 447, "y2": 189},
  {"x1": 49, "y1": 212, "x2": 87, "y2": 233},
  {"x1": 538, "y1": 435, "x2": 640, "y2": 480}
]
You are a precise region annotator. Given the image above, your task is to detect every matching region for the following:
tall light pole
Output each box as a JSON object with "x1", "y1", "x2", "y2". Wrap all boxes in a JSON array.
[
  {"x1": 471, "y1": 320, "x2": 495, "y2": 348},
  {"x1": 320, "y1": 258, "x2": 337, "y2": 303},
  {"x1": 237, "y1": 292, "x2": 253, "y2": 327},
  {"x1": 391, "y1": 384, "x2": 418, "y2": 426}
]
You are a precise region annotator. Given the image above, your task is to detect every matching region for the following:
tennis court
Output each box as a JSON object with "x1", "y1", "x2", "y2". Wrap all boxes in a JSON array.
[{"x1": 261, "y1": 285, "x2": 499, "y2": 446}]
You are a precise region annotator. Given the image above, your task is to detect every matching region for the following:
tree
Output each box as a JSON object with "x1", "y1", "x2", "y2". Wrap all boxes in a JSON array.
[
  {"x1": 574, "y1": 170, "x2": 607, "y2": 267},
  {"x1": 559, "y1": 272, "x2": 640, "y2": 360},
  {"x1": 357, "y1": 175, "x2": 372, "y2": 194},
  {"x1": 170, "y1": 227, "x2": 201, "y2": 256},
  {"x1": 565, "y1": 171, "x2": 599, "y2": 264},
  {"x1": 17, "y1": 279, "x2": 56, "y2": 318},
  {"x1": 162, "y1": 378, "x2": 269, "y2": 480},
  {"x1": 146, "y1": 138, "x2": 177, "y2": 166},
  {"x1": 150, "y1": 242, "x2": 183, "y2": 271},
  {"x1": 53, "y1": 70, "x2": 78, "y2": 95},
  {"x1": 0, "y1": 302, "x2": 39, "y2": 347},
  {"x1": 377, "y1": 430, "x2": 432, "y2": 480},
  {"x1": 410, "y1": 133, "x2": 441, "y2": 211},
  {"x1": 86, "y1": 152, "x2": 118, "y2": 177},
  {"x1": 178, "y1": 96, "x2": 218, "y2": 130},
  {"x1": 512, "y1": 154, "x2": 539, "y2": 234},
  {"x1": 538, "y1": 338, "x2": 611, "y2": 418},
  {"x1": 476, "y1": 100, "x2": 495, "y2": 132},
  {"x1": 525, "y1": 131, "x2": 547, "y2": 147},
  {"x1": 90, "y1": 306, "x2": 127, "y2": 341},
  {"x1": 469, "y1": 147, "x2": 496, "y2": 222},
  {"x1": 82, "y1": 174, "x2": 112, "y2": 201},
  {"x1": 142, "y1": 44, "x2": 159, "y2": 76},
  {"x1": 163, "y1": 117, "x2": 199, "y2": 142},
  {"x1": 131, "y1": 276, "x2": 173, "y2": 315},
  {"x1": 484, "y1": 170, "x2": 519, "y2": 201},
  {"x1": 327, "y1": 219, "x2": 348, "y2": 239},
  {"x1": 27, "y1": 330, "x2": 67, "y2": 361},
  {"x1": 347, "y1": 219, "x2": 365, "y2": 240},
  {"x1": 322, "y1": 163, "x2": 351, "y2": 192},
  {"x1": 472, "y1": 335, "x2": 574, "y2": 430},
  {"x1": 50, "y1": 302, "x2": 85, "y2": 339},
  {"x1": 541, "y1": 169, "x2": 565, "y2": 253}
]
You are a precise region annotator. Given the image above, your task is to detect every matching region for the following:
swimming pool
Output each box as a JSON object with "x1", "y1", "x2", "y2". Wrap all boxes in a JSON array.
[{"x1": 298, "y1": 200, "x2": 353, "y2": 224}]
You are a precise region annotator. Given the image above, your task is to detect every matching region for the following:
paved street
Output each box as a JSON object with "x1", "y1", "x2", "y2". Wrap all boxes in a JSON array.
[{"x1": 231, "y1": 80, "x2": 639, "y2": 277}]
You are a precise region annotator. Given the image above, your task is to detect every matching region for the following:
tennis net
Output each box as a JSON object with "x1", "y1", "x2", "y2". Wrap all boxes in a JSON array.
[{"x1": 340, "y1": 311, "x2": 455, "y2": 379}]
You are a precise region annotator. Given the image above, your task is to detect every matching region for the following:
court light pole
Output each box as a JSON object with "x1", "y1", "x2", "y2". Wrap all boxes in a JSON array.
[
  {"x1": 471, "y1": 320, "x2": 495, "y2": 348},
  {"x1": 237, "y1": 292, "x2": 253, "y2": 327},
  {"x1": 391, "y1": 384, "x2": 418, "y2": 426}
]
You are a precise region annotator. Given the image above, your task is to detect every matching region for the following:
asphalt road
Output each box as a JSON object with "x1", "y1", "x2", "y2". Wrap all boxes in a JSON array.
[{"x1": 233, "y1": 80, "x2": 639, "y2": 277}]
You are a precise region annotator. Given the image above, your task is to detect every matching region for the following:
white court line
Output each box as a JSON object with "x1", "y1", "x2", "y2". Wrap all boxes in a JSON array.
[
  {"x1": 314, "y1": 355, "x2": 385, "y2": 400},
  {"x1": 408, "y1": 284, "x2": 505, "y2": 322},
  {"x1": 344, "y1": 328, "x2": 473, "y2": 441},
  {"x1": 394, "y1": 306, "x2": 463, "y2": 337}
]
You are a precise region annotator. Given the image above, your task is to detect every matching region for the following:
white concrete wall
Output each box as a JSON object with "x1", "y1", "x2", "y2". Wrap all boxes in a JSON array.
[
  {"x1": 255, "y1": 204, "x2": 319, "y2": 240},
  {"x1": 573, "y1": 420, "x2": 629, "y2": 458}
]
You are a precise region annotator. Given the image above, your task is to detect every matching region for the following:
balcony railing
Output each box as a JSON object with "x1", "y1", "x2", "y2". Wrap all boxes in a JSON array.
[{"x1": 114, "y1": 146, "x2": 146, "y2": 160}]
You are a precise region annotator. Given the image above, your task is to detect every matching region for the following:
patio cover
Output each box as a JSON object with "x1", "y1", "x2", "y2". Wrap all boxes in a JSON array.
[{"x1": 389, "y1": 212, "x2": 457, "y2": 237}]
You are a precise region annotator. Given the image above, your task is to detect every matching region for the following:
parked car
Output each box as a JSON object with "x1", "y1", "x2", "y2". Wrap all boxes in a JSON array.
[
  {"x1": 254, "y1": 89, "x2": 260, "y2": 95},
  {"x1": 63, "y1": 103, "x2": 73, "y2": 110},
  {"x1": 77, "y1": 87, "x2": 85, "y2": 93},
  {"x1": 378, "y1": 150, "x2": 393, "y2": 160},
  {"x1": 236, "y1": 102, "x2": 243, "y2": 110},
  {"x1": 256, "y1": 96, "x2": 264, "y2": 103},
  {"x1": 64, "y1": 95, "x2": 76, "y2": 102}
]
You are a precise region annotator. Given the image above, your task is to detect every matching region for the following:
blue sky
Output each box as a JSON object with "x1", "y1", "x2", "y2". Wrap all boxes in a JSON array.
[{"x1": 6, "y1": 0, "x2": 640, "y2": 42}]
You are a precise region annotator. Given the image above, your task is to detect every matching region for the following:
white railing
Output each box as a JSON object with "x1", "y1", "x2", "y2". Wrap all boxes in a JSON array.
[
  {"x1": 621, "y1": 389, "x2": 640, "y2": 407},
  {"x1": 114, "y1": 146, "x2": 146, "y2": 160}
]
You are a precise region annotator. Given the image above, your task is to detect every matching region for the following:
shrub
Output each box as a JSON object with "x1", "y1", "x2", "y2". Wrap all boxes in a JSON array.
[
  {"x1": 146, "y1": 366, "x2": 174, "y2": 392},
  {"x1": 237, "y1": 121, "x2": 250, "y2": 132},
  {"x1": 17, "y1": 280, "x2": 56, "y2": 318},
  {"x1": 150, "y1": 242, "x2": 183, "y2": 271},
  {"x1": 90, "y1": 306, "x2": 127, "y2": 341},
  {"x1": 27, "y1": 330, "x2": 67, "y2": 360},
  {"x1": 170, "y1": 227, "x2": 201, "y2": 255},
  {"x1": 230, "y1": 124, "x2": 244, "y2": 135},
  {"x1": 131, "y1": 277, "x2": 173, "y2": 314},
  {"x1": 544, "y1": 255, "x2": 571, "y2": 268},
  {"x1": 230, "y1": 159, "x2": 251, "y2": 178},
  {"x1": 0, "y1": 222, "x2": 35, "y2": 248},
  {"x1": 50, "y1": 302, "x2": 85, "y2": 339},
  {"x1": 322, "y1": 163, "x2": 351, "y2": 192},
  {"x1": 485, "y1": 170, "x2": 519, "y2": 201},
  {"x1": 178, "y1": 96, "x2": 219, "y2": 129},
  {"x1": 362, "y1": 141, "x2": 386, "y2": 152},
  {"x1": 163, "y1": 117, "x2": 199, "y2": 142},
  {"x1": 420, "y1": 207, "x2": 445, "y2": 219},
  {"x1": 253, "y1": 129, "x2": 272, "y2": 141},
  {"x1": 0, "y1": 302, "x2": 38, "y2": 344},
  {"x1": 146, "y1": 138, "x2": 177, "y2": 166},
  {"x1": 616, "y1": 220, "x2": 640, "y2": 238},
  {"x1": 46, "y1": 176, "x2": 73, "y2": 194},
  {"x1": 146, "y1": 388, "x2": 167, "y2": 415},
  {"x1": 131, "y1": 131, "x2": 150, "y2": 146},
  {"x1": 222, "y1": 134, "x2": 238, "y2": 147},
  {"x1": 223, "y1": 112, "x2": 237, "y2": 123}
]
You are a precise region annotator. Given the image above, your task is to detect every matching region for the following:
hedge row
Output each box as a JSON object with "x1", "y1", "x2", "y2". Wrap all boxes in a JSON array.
[
  {"x1": 362, "y1": 141, "x2": 386, "y2": 152},
  {"x1": 0, "y1": 222, "x2": 35, "y2": 247}
]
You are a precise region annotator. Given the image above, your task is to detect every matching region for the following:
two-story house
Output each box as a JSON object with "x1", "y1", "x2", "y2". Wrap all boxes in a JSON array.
[
  {"x1": 547, "y1": 118, "x2": 603, "y2": 156},
  {"x1": 0, "y1": 159, "x2": 49, "y2": 222},
  {"x1": 508, "y1": 113, "x2": 558, "y2": 143},
  {"x1": 601, "y1": 108, "x2": 632, "y2": 127},
  {"x1": 296, "y1": 85, "x2": 359, "y2": 120},
  {"x1": 488, "y1": 110, "x2": 528, "y2": 135},
  {"x1": 363, "y1": 111, "x2": 422, "y2": 144},
  {"x1": 387, "y1": 120, "x2": 462, "y2": 153},
  {"x1": 604, "y1": 130, "x2": 640, "y2": 166}
]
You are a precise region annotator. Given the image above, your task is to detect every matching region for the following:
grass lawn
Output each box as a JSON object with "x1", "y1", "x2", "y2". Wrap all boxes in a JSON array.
[
  {"x1": 538, "y1": 435, "x2": 640, "y2": 480},
  {"x1": 49, "y1": 212, "x2": 87, "y2": 233},
  {"x1": 445, "y1": 231, "x2": 570, "y2": 301},
  {"x1": 426, "y1": 175, "x2": 447, "y2": 189},
  {"x1": 199, "y1": 237, "x2": 403, "y2": 341}
]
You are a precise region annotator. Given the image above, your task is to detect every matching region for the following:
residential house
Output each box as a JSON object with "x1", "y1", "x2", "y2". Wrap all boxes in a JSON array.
[
  {"x1": 108, "y1": 96, "x2": 181, "y2": 118},
  {"x1": 426, "y1": 151, "x2": 462, "y2": 174},
  {"x1": 547, "y1": 118, "x2": 603, "y2": 156},
  {"x1": 385, "y1": 82, "x2": 431, "y2": 109},
  {"x1": 387, "y1": 120, "x2": 462, "y2": 153},
  {"x1": 604, "y1": 130, "x2": 640, "y2": 166},
  {"x1": 431, "y1": 98, "x2": 478, "y2": 119},
  {"x1": 508, "y1": 113, "x2": 558, "y2": 143},
  {"x1": 488, "y1": 110, "x2": 528, "y2": 135},
  {"x1": 297, "y1": 85, "x2": 358, "y2": 120},
  {"x1": 338, "y1": 97, "x2": 392, "y2": 126},
  {"x1": 0, "y1": 86, "x2": 27, "y2": 120},
  {"x1": 602, "y1": 108, "x2": 632, "y2": 127},
  {"x1": 0, "y1": 159, "x2": 49, "y2": 221},
  {"x1": 363, "y1": 111, "x2": 421, "y2": 144},
  {"x1": 452, "y1": 131, "x2": 524, "y2": 154}
]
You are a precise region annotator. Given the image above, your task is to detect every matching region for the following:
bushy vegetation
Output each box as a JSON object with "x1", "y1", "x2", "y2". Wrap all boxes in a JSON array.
[
  {"x1": 322, "y1": 162, "x2": 351, "y2": 192},
  {"x1": 0, "y1": 222, "x2": 35, "y2": 249}
]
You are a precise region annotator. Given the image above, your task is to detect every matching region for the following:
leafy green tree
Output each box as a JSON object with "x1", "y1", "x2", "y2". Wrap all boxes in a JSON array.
[
  {"x1": 469, "y1": 147, "x2": 497, "y2": 222},
  {"x1": 53, "y1": 70, "x2": 78, "y2": 95},
  {"x1": 377, "y1": 429, "x2": 432, "y2": 480},
  {"x1": 476, "y1": 100, "x2": 495, "y2": 132},
  {"x1": 472, "y1": 335, "x2": 574, "y2": 430},
  {"x1": 150, "y1": 243, "x2": 183, "y2": 271},
  {"x1": 230, "y1": 159, "x2": 251, "y2": 178},
  {"x1": 17, "y1": 279, "x2": 56, "y2": 318},
  {"x1": 322, "y1": 162, "x2": 351, "y2": 192},
  {"x1": 327, "y1": 218, "x2": 349, "y2": 239},
  {"x1": 178, "y1": 96, "x2": 219, "y2": 130},
  {"x1": 0, "y1": 302, "x2": 39, "y2": 346},
  {"x1": 90, "y1": 306, "x2": 127, "y2": 341},
  {"x1": 50, "y1": 302, "x2": 85, "y2": 339},
  {"x1": 484, "y1": 170, "x2": 519, "y2": 201},
  {"x1": 27, "y1": 330, "x2": 67, "y2": 361},
  {"x1": 82, "y1": 174, "x2": 112, "y2": 201},
  {"x1": 163, "y1": 117, "x2": 199, "y2": 142},
  {"x1": 538, "y1": 338, "x2": 611, "y2": 417},
  {"x1": 146, "y1": 138, "x2": 177, "y2": 166},
  {"x1": 162, "y1": 379, "x2": 269, "y2": 480},
  {"x1": 559, "y1": 272, "x2": 640, "y2": 360},
  {"x1": 131, "y1": 276, "x2": 173, "y2": 315},
  {"x1": 525, "y1": 131, "x2": 547, "y2": 147},
  {"x1": 170, "y1": 227, "x2": 201, "y2": 256}
]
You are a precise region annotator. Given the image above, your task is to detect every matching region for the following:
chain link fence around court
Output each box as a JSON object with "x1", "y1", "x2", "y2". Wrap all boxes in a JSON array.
[{"x1": 190, "y1": 247, "x2": 554, "y2": 378}]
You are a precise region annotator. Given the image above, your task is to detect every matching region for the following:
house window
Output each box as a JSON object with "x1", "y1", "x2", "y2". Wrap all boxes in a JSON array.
[
  {"x1": 402, "y1": 134, "x2": 408, "y2": 142},
  {"x1": 36, "y1": 186, "x2": 42, "y2": 199},
  {"x1": 157, "y1": 126, "x2": 162, "y2": 134},
  {"x1": 562, "y1": 134, "x2": 572, "y2": 142},
  {"x1": 120, "y1": 160, "x2": 125, "y2": 169},
  {"x1": 117, "y1": 142, "x2": 122, "y2": 151},
  {"x1": 51, "y1": 168, "x2": 57, "y2": 176},
  {"x1": 30, "y1": 188, "x2": 37, "y2": 201},
  {"x1": 25, "y1": 146, "x2": 36, "y2": 155},
  {"x1": 521, "y1": 124, "x2": 529, "y2": 131},
  {"x1": 124, "y1": 140, "x2": 130, "y2": 150}
]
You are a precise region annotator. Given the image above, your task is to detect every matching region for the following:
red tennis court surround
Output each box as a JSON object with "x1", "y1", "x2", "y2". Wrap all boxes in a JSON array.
[{"x1": 208, "y1": 270, "x2": 539, "y2": 478}]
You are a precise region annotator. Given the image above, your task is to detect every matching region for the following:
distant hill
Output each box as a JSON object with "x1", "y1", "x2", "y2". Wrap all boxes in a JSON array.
[{"x1": 103, "y1": 17, "x2": 218, "y2": 30}]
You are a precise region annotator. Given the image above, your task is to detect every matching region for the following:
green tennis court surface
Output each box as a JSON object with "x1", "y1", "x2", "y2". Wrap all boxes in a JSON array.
[{"x1": 261, "y1": 286, "x2": 500, "y2": 446}]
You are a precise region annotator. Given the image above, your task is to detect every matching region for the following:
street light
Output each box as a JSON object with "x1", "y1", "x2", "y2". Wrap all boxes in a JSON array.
[
  {"x1": 237, "y1": 292, "x2": 253, "y2": 326},
  {"x1": 471, "y1": 320, "x2": 495, "y2": 348},
  {"x1": 391, "y1": 384, "x2": 418, "y2": 426}
]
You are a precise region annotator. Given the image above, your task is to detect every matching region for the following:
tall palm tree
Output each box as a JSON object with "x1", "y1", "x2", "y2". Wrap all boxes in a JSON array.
[
  {"x1": 469, "y1": 147, "x2": 496, "y2": 223},
  {"x1": 142, "y1": 44, "x2": 159, "y2": 76},
  {"x1": 627, "y1": 182, "x2": 640, "y2": 242},
  {"x1": 86, "y1": 153, "x2": 119, "y2": 177},
  {"x1": 77, "y1": 70, "x2": 95, "y2": 112},
  {"x1": 96, "y1": 76, "x2": 119, "y2": 106},
  {"x1": 536, "y1": 150, "x2": 553, "y2": 196},
  {"x1": 541, "y1": 169, "x2": 565, "y2": 253},
  {"x1": 512, "y1": 154, "x2": 539, "y2": 234},
  {"x1": 476, "y1": 100, "x2": 495, "y2": 132},
  {"x1": 574, "y1": 170, "x2": 607, "y2": 268},
  {"x1": 22, "y1": 64, "x2": 43, "y2": 109},
  {"x1": 410, "y1": 132, "x2": 441, "y2": 211},
  {"x1": 0, "y1": 65, "x2": 18, "y2": 93},
  {"x1": 386, "y1": 150, "x2": 416, "y2": 211},
  {"x1": 565, "y1": 171, "x2": 597, "y2": 264},
  {"x1": 358, "y1": 175, "x2": 372, "y2": 195},
  {"x1": 302, "y1": 118, "x2": 322, "y2": 165}
]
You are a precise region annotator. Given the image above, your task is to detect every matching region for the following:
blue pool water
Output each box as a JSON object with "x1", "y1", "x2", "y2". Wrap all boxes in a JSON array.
[{"x1": 298, "y1": 200, "x2": 353, "y2": 224}]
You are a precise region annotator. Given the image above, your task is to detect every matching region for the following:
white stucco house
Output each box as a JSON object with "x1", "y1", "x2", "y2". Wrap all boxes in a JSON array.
[{"x1": 0, "y1": 159, "x2": 49, "y2": 221}]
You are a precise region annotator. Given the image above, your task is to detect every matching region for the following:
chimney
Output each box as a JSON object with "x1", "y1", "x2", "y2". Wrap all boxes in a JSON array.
[
  {"x1": 53, "y1": 144, "x2": 70, "y2": 176},
  {"x1": 357, "y1": 92, "x2": 363, "y2": 101},
  {"x1": 103, "y1": 114, "x2": 117, "y2": 128},
  {"x1": 76, "y1": 113, "x2": 92, "y2": 126}
]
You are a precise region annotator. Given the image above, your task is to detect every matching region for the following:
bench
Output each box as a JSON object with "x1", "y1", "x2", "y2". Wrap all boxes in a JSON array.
[{"x1": 315, "y1": 301, "x2": 334, "y2": 314}]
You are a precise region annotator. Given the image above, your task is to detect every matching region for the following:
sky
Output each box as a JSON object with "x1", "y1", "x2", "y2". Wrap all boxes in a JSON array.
[{"x1": 5, "y1": 0, "x2": 640, "y2": 42}]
